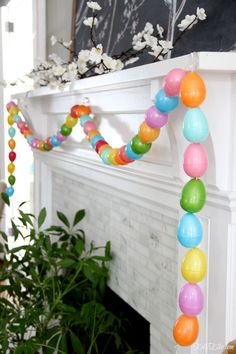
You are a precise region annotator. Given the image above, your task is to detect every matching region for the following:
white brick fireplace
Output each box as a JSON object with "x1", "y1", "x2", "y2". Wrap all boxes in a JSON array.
[{"x1": 13, "y1": 52, "x2": 236, "y2": 354}]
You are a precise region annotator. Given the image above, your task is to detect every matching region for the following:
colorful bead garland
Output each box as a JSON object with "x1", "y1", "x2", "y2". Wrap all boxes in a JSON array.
[{"x1": 5, "y1": 68, "x2": 209, "y2": 347}]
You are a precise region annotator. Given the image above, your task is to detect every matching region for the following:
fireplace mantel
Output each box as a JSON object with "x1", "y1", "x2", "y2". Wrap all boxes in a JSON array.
[{"x1": 12, "y1": 52, "x2": 236, "y2": 354}]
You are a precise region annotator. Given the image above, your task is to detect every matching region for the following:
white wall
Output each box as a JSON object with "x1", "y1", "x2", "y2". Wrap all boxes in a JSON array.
[{"x1": 46, "y1": 0, "x2": 74, "y2": 61}]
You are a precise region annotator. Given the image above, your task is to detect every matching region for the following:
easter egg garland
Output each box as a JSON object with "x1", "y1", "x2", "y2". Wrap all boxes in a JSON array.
[{"x1": 5, "y1": 68, "x2": 209, "y2": 348}]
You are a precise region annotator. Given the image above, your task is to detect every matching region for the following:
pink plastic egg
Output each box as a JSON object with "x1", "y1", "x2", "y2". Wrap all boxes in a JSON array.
[
  {"x1": 183, "y1": 143, "x2": 208, "y2": 178},
  {"x1": 163, "y1": 68, "x2": 187, "y2": 97},
  {"x1": 179, "y1": 283, "x2": 204, "y2": 316},
  {"x1": 83, "y1": 120, "x2": 97, "y2": 134}
]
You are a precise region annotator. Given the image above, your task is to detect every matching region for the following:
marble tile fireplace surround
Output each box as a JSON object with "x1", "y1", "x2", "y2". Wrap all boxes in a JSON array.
[{"x1": 13, "y1": 52, "x2": 236, "y2": 354}]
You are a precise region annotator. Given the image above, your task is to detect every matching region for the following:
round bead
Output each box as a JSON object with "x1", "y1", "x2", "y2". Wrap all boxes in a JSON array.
[
  {"x1": 87, "y1": 130, "x2": 100, "y2": 142},
  {"x1": 181, "y1": 248, "x2": 207, "y2": 283},
  {"x1": 177, "y1": 213, "x2": 203, "y2": 248},
  {"x1": 180, "y1": 179, "x2": 206, "y2": 213},
  {"x1": 60, "y1": 124, "x2": 72, "y2": 136},
  {"x1": 80, "y1": 115, "x2": 93, "y2": 127},
  {"x1": 163, "y1": 68, "x2": 186, "y2": 97},
  {"x1": 119, "y1": 146, "x2": 134, "y2": 163},
  {"x1": 9, "y1": 151, "x2": 16, "y2": 162},
  {"x1": 83, "y1": 121, "x2": 97, "y2": 134},
  {"x1": 8, "y1": 139, "x2": 16, "y2": 150},
  {"x1": 8, "y1": 127, "x2": 16, "y2": 138},
  {"x1": 179, "y1": 283, "x2": 204, "y2": 316},
  {"x1": 154, "y1": 88, "x2": 179, "y2": 113},
  {"x1": 94, "y1": 140, "x2": 107, "y2": 153},
  {"x1": 138, "y1": 122, "x2": 160, "y2": 143},
  {"x1": 65, "y1": 114, "x2": 78, "y2": 128},
  {"x1": 173, "y1": 315, "x2": 199, "y2": 346},
  {"x1": 8, "y1": 115, "x2": 14, "y2": 126},
  {"x1": 6, "y1": 186, "x2": 14, "y2": 197},
  {"x1": 8, "y1": 163, "x2": 15, "y2": 174},
  {"x1": 131, "y1": 135, "x2": 152, "y2": 154},
  {"x1": 101, "y1": 148, "x2": 112, "y2": 165},
  {"x1": 108, "y1": 149, "x2": 119, "y2": 165},
  {"x1": 8, "y1": 175, "x2": 16, "y2": 186},
  {"x1": 125, "y1": 142, "x2": 143, "y2": 160},
  {"x1": 50, "y1": 135, "x2": 61, "y2": 147},
  {"x1": 183, "y1": 108, "x2": 209, "y2": 143},
  {"x1": 180, "y1": 72, "x2": 206, "y2": 107},
  {"x1": 90, "y1": 135, "x2": 104, "y2": 148},
  {"x1": 145, "y1": 106, "x2": 168, "y2": 129},
  {"x1": 6, "y1": 101, "x2": 16, "y2": 112},
  {"x1": 71, "y1": 105, "x2": 91, "y2": 118},
  {"x1": 183, "y1": 143, "x2": 208, "y2": 178},
  {"x1": 13, "y1": 114, "x2": 21, "y2": 123}
]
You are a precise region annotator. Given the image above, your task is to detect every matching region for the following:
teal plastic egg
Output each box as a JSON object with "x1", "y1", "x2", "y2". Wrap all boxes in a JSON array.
[{"x1": 183, "y1": 108, "x2": 209, "y2": 143}]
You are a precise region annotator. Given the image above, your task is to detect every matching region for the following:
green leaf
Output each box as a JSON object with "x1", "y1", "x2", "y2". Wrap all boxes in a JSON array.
[
  {"x1": 38, "y1": 207, "x2": 47, "y2": 229},
  {"x1": 69, "y1": 330, "x2": 84, "y2": 354},
  {"x1": 1, "y1": 193, "x2": 10, "y2": 206},
  {"x1": 0, "y1": 231, "x2": 8, "y2": 242},
  {"x1": 58, "y1": 258, "x2": 76, "y2": 268},
  {"x1": 105, "y1": 241, "x2": 111, "y2": 258},
  {"x1": 75, "y1": 239, "x2": 84, "y2": 255},
  {"x1": 57, "y1": 211, "x2": 70, "y2": 228},
  {"x1": 73, "y1": 209, "x2": 85, "y2": 227},
  {"x1": 59, "y1": 335, "x2": 68, "y2": 352},
  {"x1": 18, "y1": 201, "x2": 27, "y2": 208},
  {"x1": 18, "y1": 210, "x2": 34, "y2": 227}
]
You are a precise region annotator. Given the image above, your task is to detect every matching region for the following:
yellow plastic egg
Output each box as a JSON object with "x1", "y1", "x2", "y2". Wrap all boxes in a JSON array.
[
  {"x1": 8, "y1": 139, "x2": 16, "y2": 150},
  {"x1": 108, "y1": 149, "x2": 119, "y2": 165},
  {"x1": 181, "y1": 248, "x2": 207, "y2": 283},
  {"x1": 8, "y1": 115, "x2": 14, "y2": 126},
  {"x1": 9, "y1": 106, "x2": 19, "y2": 115},
  {"x1": 65, "y1": 114, "x2": 78, "y2": 128},
  {"x1": 8, "y1": 163, "x2": 15, "y2": 174}
]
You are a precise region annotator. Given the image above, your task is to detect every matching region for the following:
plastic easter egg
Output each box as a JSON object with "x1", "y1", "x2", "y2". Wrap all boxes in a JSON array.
[
  {"x1": 177, "y1": 213, "x2": 203, "y2": 248},
  {"x1": 173, "y1": 314, "x2": 199, "y2": 346},
  {"x1": 8, "y1": 175, "x2": 16, "y2": 186},
  {"x1": 42, "y1": 143, "x2": 52, "y2": 152},
  {"x1": 83, "y1": 121, "x2": 97, "y2": 134},
  {"x1": 95, "y1": 140, "x2": 107, "y2": 153},
  {"x1": 9, "y1": 151, "x2": 16, "y2": 162},
  {"x1": 27, "y1": 136, "x2": 33, "y2": 144},
  {"x1": 60, "y1": 124, "x2": 72, "y2": 136},
  {"x1": 101, "y1": 148, "x2": 112, "y2": 165},
  {"x1": 183, "y1": 108, "x2": 209, "y2": 143},
  {"x1": 8, "y1": 139, "x2": 16, "y2": 150},
  {"x1": 87, "y1": 130, "x2": 100, "y2": 142},
  {"x1": 70, "y1": 105, "x2": 91, "y2": 118},
  {"x1": 138, "y1": 122, "x2": 160, "y2": 143},
  {"x1": 31, "y1": 139, "x2": 39, "y2": 149},
  {"x1": 154, "y1": 88, "x2": 179, "y2": 113},
  {"x1": 119, "y1": 146, "x2": 134, "y2": 163},
  {"x1": 183, "y1": 144, "x2": 208, "y2": 178},
  {"x1": 65, "y1": 114, "x2": 78, "y2": 128},
  {"x1": 131, "y1": 135, "x2": 152, "y2": 154},
  {"x1": 23, "y1": 130, "x2": 32, "y2": 139},
  {"x1": 179, "y1": 283, "x2": 204, "y2": 316},
  {"x1": 108, "y1": 149, "x2": 119, "y2": 165},
  {"x1": 180, "y1": 72, "x2": 206, "y2": 107},
  {"x1": 8, "y1": 163, "x2": 15, "y2": 174},
  {"x1": 180, "y1": 179, "x2": 206, "y2": 213},
  {"x1": 125, "y1": 142, "x2": 143, "y2": 160},
  {"x1": 98, "y1": 144, "x2": 111, "y2": 156},
  {"x1": 90, "y1": 135, "x2": 104, "y2": 148},
  {"x1": 9, "y1": 106, "x2": 19, "y2": 115},
  {"x1": 50, "y1": 135, "x2": 61, "y2": 147},
  {"x1": 163, "y1": 68, "x2": 187, "y2": 97},
  {"x1": 6, "y1": 101, "x2": 16, "y2": 112},
  {"x1": 56, "y1": 132, "x2": 67, "y2": 142},
  {"x1": 6, "y1": 186, "x2": 14, "y2": 197},
  {"x1": 8, "y1": 115, "x2": 14, "y2": 126},
  {"x1": 13, "y1": 114, "x2": 21, "y2": 123},
  {"x1": 17, "y1": 121, "x2": 25, "y2": 130},
  {"x1": 181, "y1": 248, "x2": 207, "y2": 283},
  {"x1": 46, "y1": 137, "x2": 53, "y2": 148},
  {"x1": 145, "y1": 106, "x2": 168, "y2": 129},
  {"x1": 114, "y1": 150, "x2": 127, "y2": 165},
  {"x1": 80, "y1": 115, "x2": 92, "y2": 127},
  {"x1": 8, "y1": 127, "x2": 16, "y2": 138}
]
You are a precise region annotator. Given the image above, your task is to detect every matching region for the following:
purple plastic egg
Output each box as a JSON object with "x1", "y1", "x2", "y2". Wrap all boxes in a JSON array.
[
  {"x1": 56, "y1": 132, "x2": 67, "y2": 142},
  {"x1": 145, "y1": 106, "x2": 168, "y2": 129},
  {"x1": 179, "y1": 283, "x2": 204, "y2": 316}
]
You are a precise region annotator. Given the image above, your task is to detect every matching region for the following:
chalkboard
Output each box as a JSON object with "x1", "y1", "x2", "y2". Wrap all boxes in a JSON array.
[{"x1": 74, "y1": 0, "x2": 236, "y2": 67}]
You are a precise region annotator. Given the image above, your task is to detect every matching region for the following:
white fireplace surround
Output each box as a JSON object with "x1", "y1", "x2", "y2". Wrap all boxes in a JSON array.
[{"x1": 13, "y1": 52, "x2": 236, "y2": 354}]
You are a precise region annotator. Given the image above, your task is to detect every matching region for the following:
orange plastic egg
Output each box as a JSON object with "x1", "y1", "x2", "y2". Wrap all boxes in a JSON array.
[
  {"x1": 114, "y1": 149, "x2": 127, "y2": 165},
  {"x1": 71, "y1": 105, "x2": 91, "y2": 118},
  {"x1": 108, "y1": 149, "x2": 120, "y2": 165},
  {"x1": 87, "y1": 130, "x2": 100, "y2": 142},
  {"x1": 180, "y1": 72, "x2": 206, "y2": 108},
  {"x1": 98, "y1": 144, "x2": 111, "y2": 156},
  {"x1": 138, "y1": 122, "x2": 160, "y2": 143},
  {"x1": 8, "y1": 139, "x2": 16, "y2": 150},
  {"x1": 173, "y1": 314, "x2": 199, "y2": 346}
]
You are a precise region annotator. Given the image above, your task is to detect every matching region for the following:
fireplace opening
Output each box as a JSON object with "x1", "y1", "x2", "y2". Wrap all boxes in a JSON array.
[{"x1": 101, "y1": 286, "x2": 150, "y2": 353}]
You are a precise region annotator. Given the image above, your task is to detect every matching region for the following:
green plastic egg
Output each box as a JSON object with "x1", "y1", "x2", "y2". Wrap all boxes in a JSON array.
[
  {"x1": 8, "y1": 175, "x2": 16, "y2": 186},
  {"x1": 131, "y1": 135, "x2": 152, "y2": 154},
  {"x1": 60, "y1": 124, "x2": 72, "y2": 136},
  {"x1": 180, "y1": 179, "x2": 206, "y2": 213}
]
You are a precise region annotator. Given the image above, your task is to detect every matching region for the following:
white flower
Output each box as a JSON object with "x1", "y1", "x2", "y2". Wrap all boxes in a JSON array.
[
  {"x1": 83, "y1": 17, "x2": 98, "y2": 28},
  {"x1": 63, "y1": 40, "x2": 72, "y2": 48},
  {"x1": 125, "y1": 57, "x2": 139, "y2": 66},
  {"x1": 102, "y1": 53, "x2": 117, "y2": 70},
  {"x1": 78, "y1": 49, "x2": 90, "y2": 63},
  {"x1": 87, "y1": 1, "x2": 101, "y2": 11},
  {"x1": 50, "y1": 35, "x2": 57, "y2": 46},
  {"x1": 48, "y1": 53, "x2": 63, "y2": 66},
  {"x1": 148, "y1": 45, "x2": 163, "y2": 57},
  {"x1": 94, "y1": 64, "x2": 104, "y2": 74},
  {"x1": 144, "y1": 33, "x2": 157, "y2": 48},
  {"x1": 144, "y1": 22, "x2": 154, "y2": 34},
  {"x1": 115, "y1": 60, "x2": 124, "y2": 71},
  {"x1": 197, "y1": 7, "x2": 206, "y2": 21},
  {"x1": 178, "y1": 14, "x2": 197, "y2": 31},
  {"x1": 90, "y1": 44, "x2": 103, "y2": 63},
  {"x1": 159, "y1": 40, "x2": 173, "y2": 54},
  {"x1": 132, "y1": 32, "x2": 144, "y2": 45},
  {"x1": 156, "y1": 24, "x2": 164, "y2": 38},
  {"x1": 62, "y1": 70, "x2": 77, "y2": 82},
  {"x1": 133, "y1": 41, "x2": 146, "y2": 51},
  {"x1": 78, "y1": 62, "x2": 88, "y2": 74},
  {"x1": 52, "y1": 65, "x2": 66, "y2": 76}
]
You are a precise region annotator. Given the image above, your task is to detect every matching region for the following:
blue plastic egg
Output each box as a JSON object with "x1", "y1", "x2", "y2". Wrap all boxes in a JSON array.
[
  {"x1": 101, "y1": 148, "x2": 112, "y2": 165},
  {"x1": 50, "y1": 135, "x2": 61, "y2": 147},
  {"x1": 8, "y1": 127, "x2": 16, "y2": 138},
  {"x1": 13, "y1": 114, "x2": 21, "y2": 123},
  {"x1": 183, "y1": 108, "x2": 209, "y2": 143},
  {"x1": 177, "y1": 213, "x2": 203, "y2": 248},
  {"x1": 90, "y1": 135, "x2": 104, "y2": 148},
  {"x1": 80, "y1": 115, "x2": 93, "y2": 127},
  {"x1": 125, "y1": 142, "x2": 143, "y2": 160},
  {"x1": 154, "y1": 88, "x2": 179, "y2": 113},
  {"x1": 6, "y1": 186, "x2": 14, "y2": 197}
]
